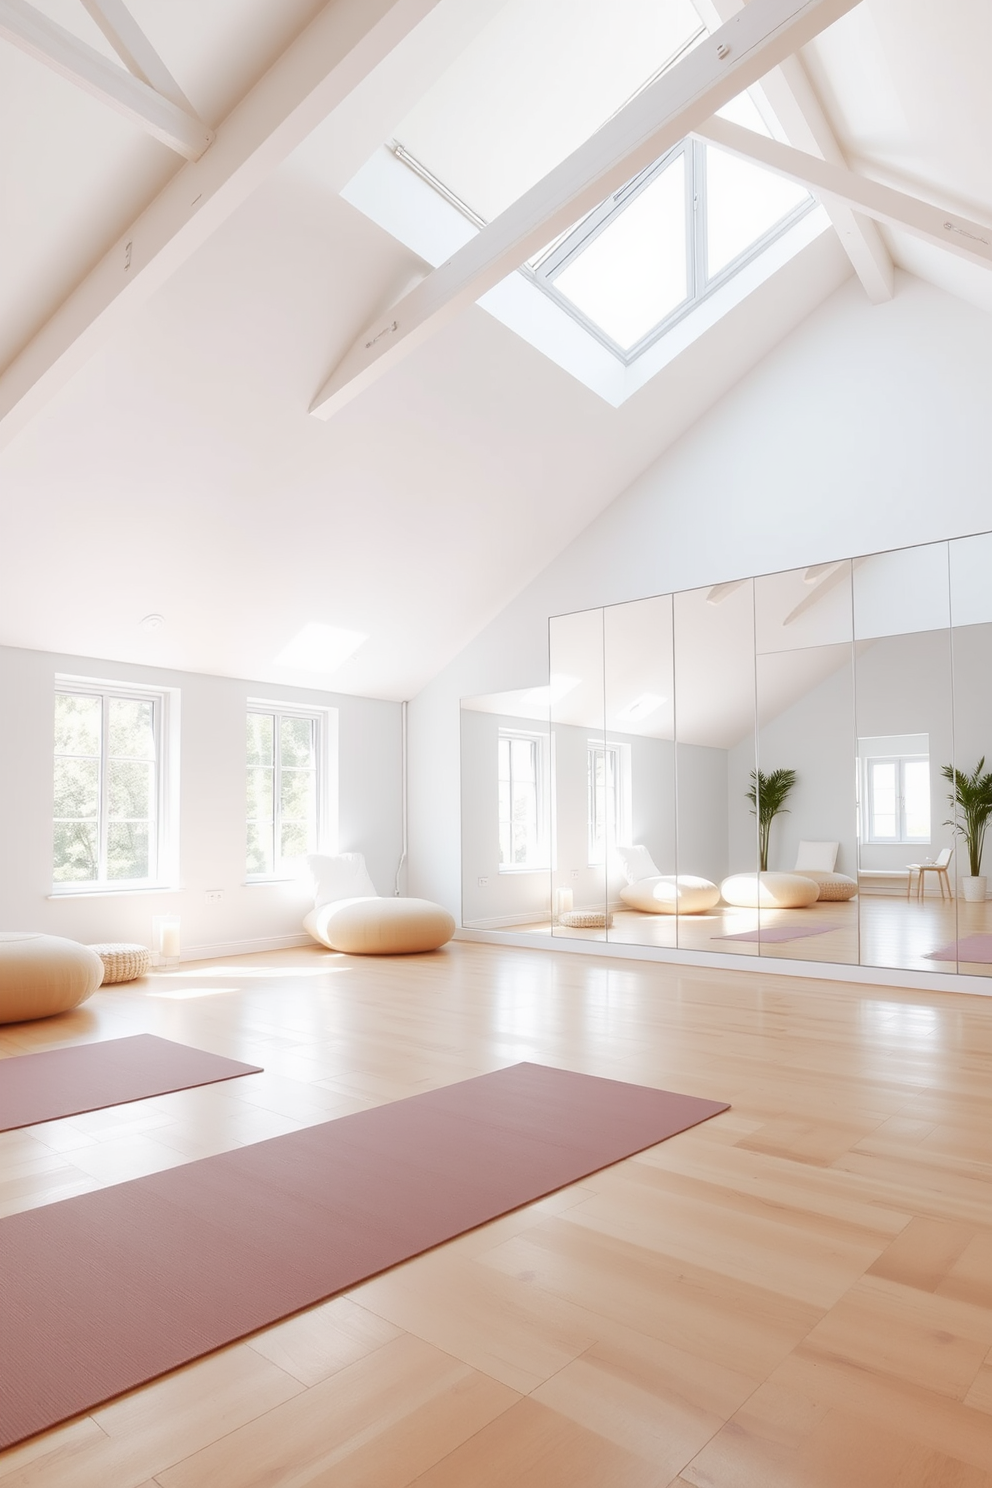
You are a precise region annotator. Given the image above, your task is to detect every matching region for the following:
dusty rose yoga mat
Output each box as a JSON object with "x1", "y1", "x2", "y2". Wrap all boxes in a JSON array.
[
  {"x1": 926, "y1": 934, "x2": 992, "y2": 963},
  {"x1": 0, "y1": 1062, "x2": 726, "y2": 1449},
  {"x1": 716, "y1": 924, "x2": 834, "y2": 944},
  {"x1": 0, "y1": 1035, "x2": 262, "y2": 1133}
]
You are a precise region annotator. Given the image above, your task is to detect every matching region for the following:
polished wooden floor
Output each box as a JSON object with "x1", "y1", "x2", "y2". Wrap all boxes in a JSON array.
[{"x1": 1, "y1": 940, "x2": 991, "y2": 1486}]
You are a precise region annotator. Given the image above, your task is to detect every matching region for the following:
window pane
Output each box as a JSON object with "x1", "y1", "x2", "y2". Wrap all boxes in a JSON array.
[
  {"x1": 870, "y1": 761, "x2": 897, "y2": 839},
  {"x1": 280, "y1": 716, "x2": 314, "y2": 768},
  {"x1": 55, "y1": 693, "x2": 100, "y2": 757},
  {"x1": 553, "y1": 154, "x2": 688, "y2": 349},
  {"x1": 54, "y1": 756, "x2": 99, "y2": 820},
  {"x1": 53, "y1": 821, "x2": 99, "y2": 882},
  {"x1": 108, "y1": 698, "x2": 155, "y2": 759},
  {"x1": 280, "y1": 822, "x2": 310, "y2": 863},
  {"x1": 248, "y1": 766, "x2": 274, "y2": 822},
  {"x1": 107, "y1": 759, "x2": 154, "y2": 821},
  {"x1": 107, "y1": 822, "x2": 150, "y2": 880},
  {"x1": 247, "y1": 713, "x2": 274, "y2": 768},
  {"x1": 280, "y1": 768, "x2": 316, "y2": 830},
  {"x1": 247, "y1": 821, "x2": 273, "y2": 877},
  {"x1": 903, "y1": 760, "x2": 931, "y2": 840},
  {"x1": 706, "y1": 145, "x2": 810, "y2": 277}
]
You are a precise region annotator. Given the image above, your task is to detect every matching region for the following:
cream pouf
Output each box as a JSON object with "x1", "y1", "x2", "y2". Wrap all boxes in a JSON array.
[
  {"x1": 304, "y1": 897, "x2": 455, "y2": 955},
  {"x1": 87, "y1": 943, "x2": 151, "y2": 983},
  {"x1": 558, "y1": 910, "x2": 612, "y2": 929},
  {"x1": 0, "y1": 933, "x2": 104, "y2": 1024},
  {"x1": 720, "y1": 872, "x2": 820, "y2": 909},
  {"x1": 620, "y1": 875, "x2": 720, "y2": 915},
  {"x1": 795, "y1": 871, "x2": 858, "y2": 902}
]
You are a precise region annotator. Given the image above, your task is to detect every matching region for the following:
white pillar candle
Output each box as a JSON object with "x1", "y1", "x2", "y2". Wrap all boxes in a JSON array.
[
  {"x1": 152, "y1": 915, "x2": 181, "y2": 965},
  {"x1": 555, "y1": 887, "x2": 574, "y2": 919}
]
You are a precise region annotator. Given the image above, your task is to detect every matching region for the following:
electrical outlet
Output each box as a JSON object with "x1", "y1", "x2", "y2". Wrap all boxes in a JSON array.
[
  {"x1": 205, "y1": 890, "x2": 223, "y2": 903},
  {"x1": 571, "y1": 869, "x2": 579, "y2": 879},
  {"x1": 477, "y1": 876, "x2": 489, "y2": 887}
]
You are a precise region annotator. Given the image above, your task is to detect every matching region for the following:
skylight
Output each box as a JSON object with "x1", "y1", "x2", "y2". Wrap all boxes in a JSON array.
[
  {"x1": 395, "y1": 0, "x2": 708, "y2": 221},
  {"x1": 339, "y1": 0, "x2": 830, "y2": 405}
]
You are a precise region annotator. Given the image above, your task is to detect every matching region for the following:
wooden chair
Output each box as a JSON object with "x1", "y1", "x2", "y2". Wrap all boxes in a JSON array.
[{"x1": 906, "y1": 847, "x2": 953, "y2": 900}]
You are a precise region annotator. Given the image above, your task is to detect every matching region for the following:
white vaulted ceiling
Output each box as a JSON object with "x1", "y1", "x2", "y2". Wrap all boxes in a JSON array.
[{"x1": 0, "y1": 0, "x2": 989, "y2": 699}]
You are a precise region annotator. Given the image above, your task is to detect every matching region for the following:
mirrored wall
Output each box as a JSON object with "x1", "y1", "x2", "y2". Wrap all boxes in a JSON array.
[{"x1": 461, "y1": 532, "x2": 992, "y2": 982}]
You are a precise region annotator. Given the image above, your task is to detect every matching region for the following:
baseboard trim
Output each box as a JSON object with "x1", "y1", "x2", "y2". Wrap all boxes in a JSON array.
[
  {"x1": 178, "y1": 932, "x2": 313, "y2": 963},
  {"x1": 452, "y1": 927, "x2": 992, "y2": 998}
]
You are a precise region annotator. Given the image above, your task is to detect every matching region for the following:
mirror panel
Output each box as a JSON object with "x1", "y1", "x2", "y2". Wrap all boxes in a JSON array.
[
  {"x1": 673, "y1": 579, "x2": 758, "y2": 956},
  {"x1": 604, "y1": 595, "x2": 677, "y2": 949},
  {"x1": 853, "y1": 543, "x2": 955, "y2": 973},
  {"x1": 754, "y1": 561, "x2": 858, "y2": 963},
  {"x1": 549, "y1": 608, "x2": 607, "y2": 941},
  {"x1": 460, "y1": 686, "x2": 552, "y2": 933},
  {"x1": 949, "y1": 532, "x2": 992, "y2": 976},
  {"x1": 460, "y1": 533, "x2": 992, "y2": 985}
]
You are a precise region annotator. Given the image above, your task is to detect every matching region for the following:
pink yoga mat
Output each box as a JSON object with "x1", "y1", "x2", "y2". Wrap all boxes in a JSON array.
[
  {"x1": 926, "y1": 934, "x2": 992, "y2": 963},
  {"x1": 716, "y1": 924, "x2": 834, "y2": 944},
  {"x1": 0, "y1": 1034, "x2": 261, "y2": 1133},
  {"x1": 0, "y1": 1062, "x2": 727, "y2": 1449}
]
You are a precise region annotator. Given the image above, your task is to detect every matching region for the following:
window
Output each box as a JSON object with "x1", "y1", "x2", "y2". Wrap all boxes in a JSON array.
[
  {"x1": 588, "y1": 742, "x2": 629, "y2": 864},
  {"x1": 246, "y1": 706, "x2": 329, "y2": 878},
  {"x1": 861, "y1": 738, "x2": 931, "y2": 845},
  {"x1": 530, "y1": 125, "x2": 811, "y2": 361},
  {"x1": 53, "y1": 683, "x2": 171, "y2": 888},
  {"x1": 498, "y1": 730, "x2": 548, "y2": 870}
]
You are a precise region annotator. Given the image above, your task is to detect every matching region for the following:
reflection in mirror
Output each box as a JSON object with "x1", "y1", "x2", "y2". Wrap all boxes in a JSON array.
[
  {"x1": 853, "y1": 542, "x2": 956, "y2": 973},
  {"x1": 603, "y1": 596, "x2": 677, "y2": 949},
  {"x1": 549, "y1": 609, "x2": 608, "y2": 941},
  {"x1": 673, "y1": 580, "x2": 758, "y2": 956},
  {"x1": 460, "y1": 686, "x2": 551, "y2": 933},
  {"x1": 754, "y1": 561, "x2": 858, "y2": 963},
  {"x1": 949, "y1": 532, "x2": 992, "y2": 977}
]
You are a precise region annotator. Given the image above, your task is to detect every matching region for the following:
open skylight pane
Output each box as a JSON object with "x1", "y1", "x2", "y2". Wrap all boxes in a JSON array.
[
  {"x1": 395, "y1": 0, "x2": 705, "y2": 220},
  {"x1": 706, "y1": 147, "x2": 811, "y2": 277},
  {"x1": 552, "y1": 155, "x2": 687, "y2": 349}
]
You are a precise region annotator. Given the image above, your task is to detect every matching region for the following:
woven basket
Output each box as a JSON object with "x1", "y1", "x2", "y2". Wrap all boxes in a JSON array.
[
  {"x1": 87, "y1": 943, "x2": 150, "y2": 984},
  {"x1": 558, "y1": 910, "x2": 612, "y2": 929}
]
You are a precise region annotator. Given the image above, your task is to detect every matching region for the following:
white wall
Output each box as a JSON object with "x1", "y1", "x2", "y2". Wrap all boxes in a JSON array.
[
  {"x1": 0, "y1": 645, "x2": 402, "y2": 957},
  {"x1": 409, "y1": 272, "x2": 992, "y2": 916}
]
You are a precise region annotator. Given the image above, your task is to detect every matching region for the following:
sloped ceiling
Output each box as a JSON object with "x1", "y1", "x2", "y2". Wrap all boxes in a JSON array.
[{"x1": 0, "y1": 1, "x2": 989, "y2": 699}]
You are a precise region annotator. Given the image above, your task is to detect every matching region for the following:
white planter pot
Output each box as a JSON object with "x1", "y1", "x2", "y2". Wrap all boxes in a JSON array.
[{"x1": 961, "y1": 876, "x2": 987, "y2": 903}]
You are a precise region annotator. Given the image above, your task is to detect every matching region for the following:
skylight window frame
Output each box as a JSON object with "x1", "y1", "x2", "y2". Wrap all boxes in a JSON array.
[{"x1": 524, "y1": 138, "x2": 817, "y2": 365}]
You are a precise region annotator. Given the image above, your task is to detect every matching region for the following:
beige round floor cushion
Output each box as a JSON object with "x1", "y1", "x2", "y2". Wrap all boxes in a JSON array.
[
  {"x1": 88, "y1": 942, "x2": 151, "y2": 983},
  {"x1": 304, "y1": 897, "x2": 455, "y2": 955},
  {"x1": 720, "y1": 872, "x2": 821, "y2": 909},
  {"x1": 620, "y1": 875, "x2": 720, "y2": 915},
  {"x1": 794, "y1": 871, "x2": 858, "y2": 902},
  {"x1": 0, "y1": 933, "x2": 104, "y2": 1023}
]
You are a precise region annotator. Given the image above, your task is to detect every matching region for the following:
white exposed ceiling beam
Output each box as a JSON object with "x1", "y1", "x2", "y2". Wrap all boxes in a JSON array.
[
  {"x1": 0, "y1": 0, "x2": 211, "y2": 158},
  {"x1": 757, "y1": 56, "x2": 893, "y2": 302},
  {"x1": 693, "y1": 0, "x2": 893, "y2": 303},
  {"x1": 309, "y1": 0, "x2": 864, "y2": 421},
  {"x1": 78, "y1": 0, "x2": 194, "y2": 112},
  {"x1": 0, "y1": 0, "x2": 454, "y2": 448},
  {"x1": 695, "y1": 117, "x2": 992, "y2": 270}
]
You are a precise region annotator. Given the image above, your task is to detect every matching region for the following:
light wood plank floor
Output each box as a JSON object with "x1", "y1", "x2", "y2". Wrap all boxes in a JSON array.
[{"x1": 1, "y1": 940, "x2": 991, "y2": 1487}]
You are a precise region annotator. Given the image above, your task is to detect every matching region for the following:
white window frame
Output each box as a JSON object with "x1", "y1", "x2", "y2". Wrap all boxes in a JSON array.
[
  {"x1": 860, "y1": 743, "x2": 931, "y2": 847},
  {"x1": 392, "y1": 133, "x2": 814, "y2": 367},
  {"x1": 498, "y1": 728, "x2": 550, "y2": 873},
  {"x1": 246, "y1": 701, "x2": 337, "y2": 882},
  {"x1": 587, "y1": 740, "x2": 631, "y2": 866},
  {"x1": 51, "y1": 676, "x2": 178, "y2": 895}
]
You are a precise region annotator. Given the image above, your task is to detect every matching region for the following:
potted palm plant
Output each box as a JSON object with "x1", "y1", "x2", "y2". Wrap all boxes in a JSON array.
[
  {"x1": 747, "y1": 768, "x2": 797, "y2": 872},
  {"x1": 942, "y1": 758, "x2": 992, "y2": 902}
]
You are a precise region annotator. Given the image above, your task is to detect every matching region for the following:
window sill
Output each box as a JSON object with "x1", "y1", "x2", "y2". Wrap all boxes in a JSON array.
[
  {"x1": 244, "y1": 876, "x2": 306, "y2": 886},
  {"x1": 48, "y1": 884, "x2": 181, "y2": 900},
  {"x1": 498, "y1": 867, "x2": 550, "y2": 876}
]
